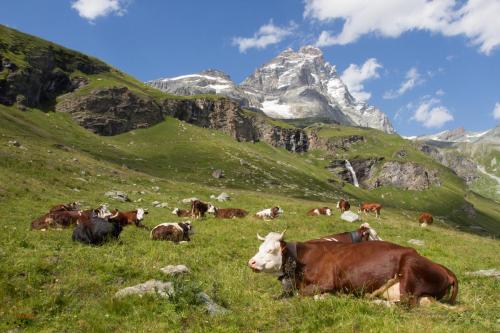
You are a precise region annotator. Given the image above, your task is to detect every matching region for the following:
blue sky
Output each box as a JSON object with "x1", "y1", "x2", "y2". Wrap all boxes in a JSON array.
[{"x1": 1, "y1": 0, "x2": 499, "y2": 135}]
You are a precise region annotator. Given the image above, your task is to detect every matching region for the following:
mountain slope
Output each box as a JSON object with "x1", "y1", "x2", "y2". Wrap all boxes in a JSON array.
[{"x1": 146, "y1": 46, "x2": 395, "y2": 133}]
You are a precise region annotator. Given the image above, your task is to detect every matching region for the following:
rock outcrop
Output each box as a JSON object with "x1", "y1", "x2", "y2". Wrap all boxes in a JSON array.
[
  {"x1": 56, "y1": 87, "x2": 164, "y2": 135},
  {"x1": 309, "y1": 130, "x2": 365, "y2": 153},
  {"x1": 327, "y1": 158, "x2": 382, "y2": 186}
]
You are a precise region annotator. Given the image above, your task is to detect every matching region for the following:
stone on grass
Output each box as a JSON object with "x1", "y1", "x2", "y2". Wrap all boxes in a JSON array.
[
  {"x1": 408, "y1": 239, "x2": 425, "y2": 246},
  {"x1": 210, "y1": 192, "x2": 230, "y2": 202},
  {"x1": 182, "y1": 197, "x2": 198, "y2": 204},
  {"x1": 465, "y1": 269, "x2": 500, "y2": 279},
  {"x1": 197, "y1": 292, "x2": 229, "y2": 316},
  {"x1": 160, "y1": 265, "x2": 189, "y2": 276},
  {"x1": 152, "y1": 186, "x2": 160, "y2": 192},
  {"x1": 152, "y1": 201, "x2": 168, "y2": 208},
  {"x1": 104, "y1": 190, "x2": 130, "y2": 202},
  {"x1": 114, "y1": 280, "x2": 174, "y2": 299},
  {"x1": 341, "y1": 211, "x2": 360, "y2": 223},
  {"x1": 212, "y1": 169, "x2": 224, "y2": 179}
]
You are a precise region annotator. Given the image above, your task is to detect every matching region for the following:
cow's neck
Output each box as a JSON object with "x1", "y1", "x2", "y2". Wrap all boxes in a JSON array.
[{"x1": 279, "y1": 241, "x2": 299, "y2": 279}]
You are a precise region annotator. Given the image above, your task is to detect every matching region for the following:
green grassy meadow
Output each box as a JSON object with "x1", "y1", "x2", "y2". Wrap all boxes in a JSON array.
[{"x1": 1, "y1": 106, "x2": 500, "y2": 332}]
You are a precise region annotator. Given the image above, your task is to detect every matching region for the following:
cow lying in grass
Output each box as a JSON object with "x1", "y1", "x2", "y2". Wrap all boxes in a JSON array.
[
  {"x1": 172, "y1": 208, "x2": 191, "y2": 217},
  {"x1": 207, "y1": 205, "x2": 248, "y2": 218},
  {"x1": 31, "y1": 204, "x2": 113, "y2": 230},
  {"x1": 419, "y1": 212, "x2": 433, "y2": 227},
  {"x1": 248, "y1": 231, "x2": 458, "y2": 306},
  {"x1": 255, "y1": 207, "x2": 283, "y2": 220},
  {"x1": 72, "y1": 215, "x2": 122, "y2": 245},
  {"x1": 108, "y1": 208, "x2": 148, "y2": 227},
  {"x1": 150, "y1": 222, "x2": 193, "y2": 242},
  {"x1": 359, "y1": 202, "x2": 382, "y2": 219},
  {"x1": 306, "y1": 207, "x2": 332, "y2": 216}
]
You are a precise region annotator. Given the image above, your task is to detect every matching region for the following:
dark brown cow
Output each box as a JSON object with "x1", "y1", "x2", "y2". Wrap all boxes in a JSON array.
[
  {"x1": 249, "y1": 232, "x2": 458, "y2": 306},
  {"x1": 309, "y1": 223, "x2": 382, "y2": 243},
  {"x1": 306, "y1": 207, "x2": 332, "y2": 216},
  {"x1": 172, "y1": 208, "x2": 191, "y2": 217},
  {"x1": 108, "y1": 208, "x2": 147, "y2": 227},
  {"x1": 150, "y1": 222, "x2": 193, "y2": 242},
  {"x1": 191, "y1": 200, "x2": 209, "y2": 219},
  {"x1": 419, "y1": 212, "x2": 434, "y2": 226},
  {"x1": 336, "y1": 199, "x2": 350, "y2": 213},
  {"x1": 31, "y1": 210, "x2": 81, "y2": 230},
  {"x1": 208, "y1": 205, "x2": 248, "y2": 218},
  {"x1": 359, "y1": 202, "x2": 382, "y2": 218}
]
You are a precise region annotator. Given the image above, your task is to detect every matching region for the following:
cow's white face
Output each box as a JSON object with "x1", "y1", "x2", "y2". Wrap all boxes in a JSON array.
[
  {"x1": 97, "y1": 205, "x2": 112, "y2": 218},
  {"x1": 326, "y1": 208, "x2": 332, "y2": 216},
  {"x1": 172, "y1": 208, "x2": 179, "y2": 215},
  {"x1": 207, "y1": 204, "x2": 216, "y2": 213},
  {"x1": 276, "y1": 207, "x2": 284, "y2": 215},
  {"x1": 336, "y1": 201, "x2": 340, "y2": 208},
  {"x1": 136, "y1": 208, "x2": 145, "y2": 221},
  {"x1": 248, "y1": 232, "x2": 285, "y2": 274}
]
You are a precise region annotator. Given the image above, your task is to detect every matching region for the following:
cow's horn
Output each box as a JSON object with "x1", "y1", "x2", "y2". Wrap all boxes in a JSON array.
[
  {"x1": 280, "y1": 228, "x2": 287, "y2": 240},
  {"x1": 256, "y1": 233, "x2": 266, "y2": 241}
]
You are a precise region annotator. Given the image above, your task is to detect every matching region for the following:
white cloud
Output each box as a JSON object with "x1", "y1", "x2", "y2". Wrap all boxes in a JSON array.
[
  {"x1": 340, "y1": 58, "x2": 382, "y2": 101},
  {"x1": 493, "y1": 102, "x2": 500, "y2": 120},
  {"x1": 435, "y1": 89, "x2": 445, "y2": 96},
  {"x1": 383, "y1": 67, "x2": 424, "y2": 99},
  {"x1": 72, "y1": 0, "x2": 128, "y2": 22},
  {"x1": 305, "y1": 0, "x2": 500, "y2": 55},
  {"x1": 232, "y1": 20, "x2": 297, "y2": 53},
  {"x1": 411, "y1": 97, "x2": 454, "y2": 128}
]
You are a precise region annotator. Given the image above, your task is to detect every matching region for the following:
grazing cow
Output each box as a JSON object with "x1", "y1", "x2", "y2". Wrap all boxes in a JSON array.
[
  {"x1": 191, "y1": 200, "x2": 209, "y2": 219},
  {"x1": 108, "y1": 208, "x2": 148, "y2": 227},
  {"x1": 150, "y1": 222, "x2": 193, "y2": 242},
  {"x1": 310, "y1": 223, "x2": 382, "y2": 243},
  {"x1": 359, "y1": 202, "x2": 382, "y2": 218},
  {"x1": 419, "y1": 212, "x2": 434, "y2": 227},
  {"x1": 255, "y1": 207, "x2": 283, "y2": 220},
  {"x1": 172, "y1": 208, "x2": 191, "y2": 217},
  {"x1": 336, "y1": 199, "x2": 350, "y2": 213},
  {"x1": 207, "y1": 205, "x2": 248, "y2": 218},
  {"x1": 49, "y1": 202, "x2": 81, "y2": 213},
  {"x1": 248, "y1": 231, "x2": 458, "y2": 306},
  {"x1": 306, "y1": 207, "x2": 332, "y2": 216},
  {"x1": 72, "y1": 216, "x2": 123, "y2": 245}
]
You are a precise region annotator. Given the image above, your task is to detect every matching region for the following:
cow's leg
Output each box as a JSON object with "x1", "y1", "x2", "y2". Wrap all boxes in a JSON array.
[{"x1": 368, "y1": 275, "x2": 399, "y2": 300}]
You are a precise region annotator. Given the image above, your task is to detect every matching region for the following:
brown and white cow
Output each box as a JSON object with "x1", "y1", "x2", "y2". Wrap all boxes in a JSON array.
[
  {"x1": 172, "y1": 208, "x2": 191, "y2": 217},
  {"x1": 248, "y1": 231, "x2": 458, "y2": 306},
  {"x1": 419, "y1": 212, "x2": 434, "y2": 227},
  {"x1": 31, "y1": 210, "x2": 82, "y2": 230},
  {"x1": 150, "y1": 222, "x2": 193, "y2": 242},
  {"x1": 359, "y1": 202, "x2": 382, "y2": 218},
  {"x1": 309, "y1": 223, "x2": 382, "y2": 243},
  {"x1": 336, "y1": 199, "x2": 350, "y2": 213},
  {"x1": 207, "y1": 205, "x2": 248, "y2": 218},
  {"x1": 191, "y1": 200, "x2": 209, "y2": 219},
  {"x1": 255, "y1": 207, "x2": 283, "y2": 220},
  {"x1": 49, "y1": 202, "x2": 81, "y2": 213},
  {"x1": 108, "y1": 208, "x2": 148, "y2": 227},
  {"x1": 306, "y1": 207, "x2": 332, "y2": 216}
]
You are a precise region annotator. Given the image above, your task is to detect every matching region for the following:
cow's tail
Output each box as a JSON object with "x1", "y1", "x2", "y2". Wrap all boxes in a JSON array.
[{"x1": 448, "y1": 272, "x2": 459, "y2": 305}]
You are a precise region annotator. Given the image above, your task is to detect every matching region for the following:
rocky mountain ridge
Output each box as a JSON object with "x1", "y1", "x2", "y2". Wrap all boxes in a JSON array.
[{"x1": 146, "y1": 46, "x2": 394, "y2": 134}]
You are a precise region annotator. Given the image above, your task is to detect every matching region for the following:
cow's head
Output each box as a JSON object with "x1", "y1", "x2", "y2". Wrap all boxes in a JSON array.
[
  {"x1": 248, "y1": 230, "x2": 286, "y2": 274},
  {"x1": 359, "y1": 223, "x2": 382, "y2": 241},
  {"x1": 135, "y1": 208, "x2": 147, "y2": 226},
  {"x1": 70, "y1": 202, "x2": 82, "y2": 211},
  {"x1": 179, "y1": 221, "x2": 194, "y2": 235},
  {"x1": 272, "y1": 207, "x2": 284, "y2": 216},
  {"x1": 207, "y1": 204, "x2": 216, "y2": 214},
  {"x1": 326, "y1": 208, "x2": 332, "y2": 216},
  {"x1": 96, "y1": 204, "x2": 113, "y2": 219},
  {"x1": 172, "y1": 208, "x2": 180, "y2": 215}
]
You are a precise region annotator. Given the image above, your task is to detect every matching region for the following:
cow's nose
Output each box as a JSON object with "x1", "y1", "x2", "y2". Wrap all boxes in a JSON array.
[{"x1": 248, "y1": 259, "x2": 256, "y2": 268}]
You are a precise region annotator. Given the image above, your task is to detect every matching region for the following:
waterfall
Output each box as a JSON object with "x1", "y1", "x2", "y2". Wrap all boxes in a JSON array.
[{"x1": 345, "y1": 160, "x2": 359, "y2": 187}]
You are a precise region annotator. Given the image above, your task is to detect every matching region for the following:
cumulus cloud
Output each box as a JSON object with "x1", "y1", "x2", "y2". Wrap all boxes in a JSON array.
[
  {"x1": 493, "y1": 102, "x2": 500, "y2": 120},
  {"x1": 305, "y1": 0, "x2": 500, "y2": 55},
  {"x1": 340, "y1": 58, "x2": 382, "y2": 101},
  {"x1": 232, "y1": 20, "x2": 297, "y2": 53},
  {"x1": 411, "y1": 97, "x2": 454, "y2": 128},
  {"x1": 383, "y1": 67, "x2": 424, "y2": 99},
  {"x1": 72, "y1": 0, "x2": 129, "y2": 22}
]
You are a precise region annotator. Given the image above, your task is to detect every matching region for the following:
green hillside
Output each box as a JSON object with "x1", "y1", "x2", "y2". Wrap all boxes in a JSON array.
[{"x1": 1, "y1": 25, "x2": 500, "y2": 332}]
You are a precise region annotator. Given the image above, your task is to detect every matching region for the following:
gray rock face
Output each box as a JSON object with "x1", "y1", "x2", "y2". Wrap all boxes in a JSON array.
[
  {"x1": 327, "y1": 158, "x2": 382, "y2": 186},
  {"x1": 56, "y1": 87, "x2": 164, "y2": 136},
  {"x1": 309, "y1": 131, "x2": 365, "y2": 153},
  {"x1": 146, "y1": 46, "x2": 395, "y2": 133}
]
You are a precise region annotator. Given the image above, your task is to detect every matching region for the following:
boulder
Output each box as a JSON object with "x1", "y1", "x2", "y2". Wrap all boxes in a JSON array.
[
  {"x1": 212, "y1": 169, "x2": 224, "y2": 179},
  {"x1": 210, "y1": 192, "x2": 230, "y2": 202},
  {"x1": 114, "y1": 280, "x2": 174, "y2": 299},
  {"x1": 197, "y1": 292, "x2": 229, "y2": 316},
  {"x1": 341, "y1": 211, "x2": 360, "y2": 223},
  {"x1": 181, "y1": 197, "x2": 198, "y2": 204},
  {"x1": 152, "y1": 201, "x2": 168, "y2": 208},
  {"x1": 160, "y1": 265, "x2": 189, "y2": 276},
  {"x1": 465, "y1": 269, "x2": 500, "y2": 279},
  {"x1": 104, "y1": 190, "x2": 130, "y2": 202},
  {"x1": 407, "y1": 239, "x2": 425, "y2": 246}
]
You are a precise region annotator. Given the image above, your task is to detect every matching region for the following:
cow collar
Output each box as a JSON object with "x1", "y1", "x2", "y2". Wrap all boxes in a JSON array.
[
  {"x1": 350, "y1": 230, "x2": 362, "y2": 243},
  {"x1": 279, "y1": 241, "x2": 298, "y2": 281}
]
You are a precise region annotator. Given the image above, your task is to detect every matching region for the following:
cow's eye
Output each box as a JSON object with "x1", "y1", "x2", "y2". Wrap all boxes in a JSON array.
[{"x1": 267, "y1": 249, "x2": 274, "y2": 254}]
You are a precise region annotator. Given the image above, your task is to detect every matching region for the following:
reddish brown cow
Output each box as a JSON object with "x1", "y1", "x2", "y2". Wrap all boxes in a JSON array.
[
  {"x1": 172, "y1": 208, "x2": 191, "y2": 217},
  {"x1": 208, "y1": 205, "x2": 248, "y2": 218},
  {"x1": 306, "y1": 207, "x2": 332, "y2": 216},
  {"x1": 336, "y1": 199, "x2": 350, "y2": 213},
  {"x1": 108, "y1": 208, "x2": 147, "y2": 227},
  {"x1": 191, "y1": 200, "x2": 209, "y2": 219},
  {"x1": 31, "y1": 210, "x2": 82, "y2": 230},
  {"x1": 359, "y1": 202, "x2": 382, "y2": 218},
  {"x1": 249, "y1": 232, "x2": 458, "y2": 306},
  {"x1": 419, "y1": 212, "x2": 434, "y2": 226}
]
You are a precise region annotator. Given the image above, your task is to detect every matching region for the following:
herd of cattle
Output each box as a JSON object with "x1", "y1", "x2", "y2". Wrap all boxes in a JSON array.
[{"x1": 30, "y1": 198, "x2": 451, "y2": 307}]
